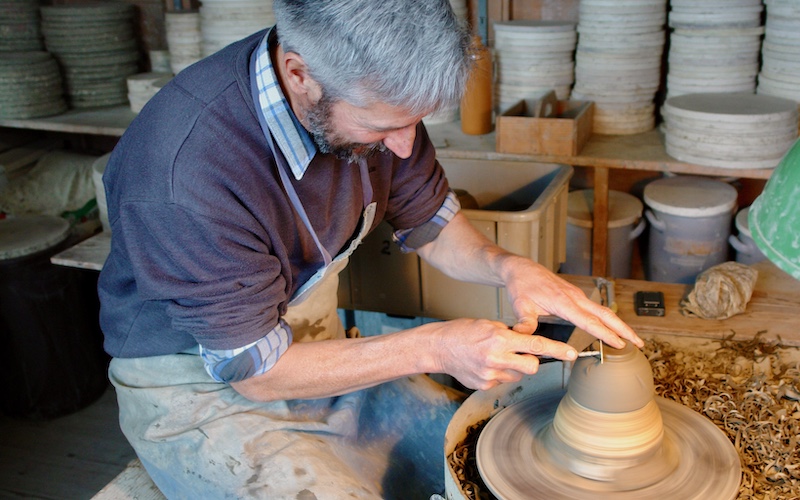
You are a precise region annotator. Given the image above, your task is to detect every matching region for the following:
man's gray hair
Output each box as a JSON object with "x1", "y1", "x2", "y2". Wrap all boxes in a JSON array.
[{"x1": 273, "y1": 0, "x2": 472, "y2": 116}]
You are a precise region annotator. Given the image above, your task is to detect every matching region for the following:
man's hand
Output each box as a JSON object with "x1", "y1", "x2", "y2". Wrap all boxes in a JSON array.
[
  {"x1": 417, "y1": 212, "x2": 643, "y2": 352},
  {"x1": 422, "y1": 318, "x2": 580, "y2": 391},
  {"x1": 499, "y1": 255, "x2": 643, "y2": 349}
]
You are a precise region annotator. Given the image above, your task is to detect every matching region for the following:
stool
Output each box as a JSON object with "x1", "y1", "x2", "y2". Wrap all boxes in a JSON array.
[{"x1": 92, "y1": 459, "x2": 165, "y2": 500}]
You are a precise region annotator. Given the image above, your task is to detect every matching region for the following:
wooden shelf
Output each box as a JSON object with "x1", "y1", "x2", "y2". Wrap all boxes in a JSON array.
[
  {"x1": 51, "y1": 231, "x2": 110, "y2": 272},
  {"x1": 0, "y1": 106, "x2": 774, "y2": 179},
  {"x1": 425, "y1": 120, "x2": 775, "y2": 180},
  {"x1": 0, "y1": 105, "x2": 135, "y2": 137}
]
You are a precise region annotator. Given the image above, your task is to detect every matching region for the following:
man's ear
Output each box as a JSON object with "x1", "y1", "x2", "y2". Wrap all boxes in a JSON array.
[{"x1": 281, "y1": 51, "x2": 323, "y2": 102}]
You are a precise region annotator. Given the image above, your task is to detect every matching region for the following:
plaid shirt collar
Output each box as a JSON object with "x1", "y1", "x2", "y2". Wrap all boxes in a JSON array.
[{"x1": 251, "y1": 28, "x2": 317, "y2": 180}]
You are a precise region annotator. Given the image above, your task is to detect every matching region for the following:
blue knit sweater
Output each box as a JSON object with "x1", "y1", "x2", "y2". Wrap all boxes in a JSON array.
[{"x1": 98, "y1": 31, "x2": 448, "y2": 358}]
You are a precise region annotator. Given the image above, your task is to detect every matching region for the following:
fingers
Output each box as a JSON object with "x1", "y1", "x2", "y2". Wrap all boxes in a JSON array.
[
  {"x1": 499, "y1": 333, "x2": 577, "y2": 370},
  {"x1": 577, "y1": 303, "x2": 643, "y2": 349},
  {"x1": 467, "y1": 355, "x2": 539, "y2": 391},
  {"x1": 465, "y1": 334, "x2": 581, "y2": 390},
  {"x1": 521, "y1": 334, "x2": 578, "y2": 361},
  {"x1": 507, "y1": 271, "x2": 644, "y2": 350}
]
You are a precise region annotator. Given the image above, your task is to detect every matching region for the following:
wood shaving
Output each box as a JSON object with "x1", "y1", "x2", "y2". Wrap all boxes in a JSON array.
[
  {"x1": 448, "y1": 334, "x2": 800, "y2": 499},
  {"x1": 647, "y1": 333, "x2": 800, "y2": 499}
]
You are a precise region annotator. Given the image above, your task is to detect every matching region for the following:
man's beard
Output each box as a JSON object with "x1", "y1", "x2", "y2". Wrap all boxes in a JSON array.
[{"x1": 305, "y1": 92, "x2": 388, "y2": 163}]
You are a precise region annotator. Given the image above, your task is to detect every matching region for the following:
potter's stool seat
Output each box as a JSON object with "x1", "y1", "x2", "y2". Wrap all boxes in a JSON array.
[{"x1": 92, "y1": 458, "x2": 165, "y2": 500}]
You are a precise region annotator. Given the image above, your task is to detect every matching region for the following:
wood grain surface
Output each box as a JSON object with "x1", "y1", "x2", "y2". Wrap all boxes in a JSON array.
[{"x1": 562, "y1": 260, "x2": 800, "y2": 346}]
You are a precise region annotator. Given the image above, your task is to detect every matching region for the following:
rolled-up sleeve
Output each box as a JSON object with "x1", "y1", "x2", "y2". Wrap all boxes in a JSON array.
[
  {"x1": 199, "y1": 319, "x2": 292, "y2": 383},
  {"x1": 392, "y1": 189, "x2": 461, "y2": 252}
]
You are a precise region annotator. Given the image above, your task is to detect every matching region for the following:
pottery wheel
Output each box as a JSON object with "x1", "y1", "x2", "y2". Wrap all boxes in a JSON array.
[{"x1": 476, "y1": 390, "x2": 741, "y2": 500}]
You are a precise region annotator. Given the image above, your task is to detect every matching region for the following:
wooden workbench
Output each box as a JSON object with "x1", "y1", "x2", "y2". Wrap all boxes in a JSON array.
[
  {"x1": 565, "y1": 260, "x2": 800, "y2": 347},
  {"x1": 53, "y1": 232, "x2": 800, "y2": 346}
]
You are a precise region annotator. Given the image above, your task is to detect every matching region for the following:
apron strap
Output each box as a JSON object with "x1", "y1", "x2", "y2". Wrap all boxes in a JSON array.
[
  {"x1": 248, "y1": 37, "x2": 374, "y2": 274},
  {"x1": 269, "y1": 131, "x2": 333, "y2": 266}
]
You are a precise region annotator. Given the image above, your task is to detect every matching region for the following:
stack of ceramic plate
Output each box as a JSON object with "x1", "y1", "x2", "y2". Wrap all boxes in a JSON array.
[
  {"x1": 662, "y1": 92, "x2": 799, "y2": 169},
  {"x1": 493, "y1": 20, "x2": 576, "y2": 114},
  {"x1": 669, "y1": 0, "x2": 763, "y2": 28},
  {"x1": 757, "y1": 0, "x2": 800, "y2": 102},
  {"x1": 148, "y1": 49, "x2": 171, "y2": 74},
  {"x1": 0, "y1": 51, "x2": 66, "y2": 118},
  {"x1": 0, "y1": 0, "x2": 42, "y2": 52},
  {"x1": 666, "y1": 0, "x2": 763, "y2": 99},
  {"x1": 40, "y1": 3, "x2": 139, "y2": 109},
  {"x1": 165, "y1": 10, "x2": 201, "y2": 74},
  {"x1": 572, "y1": 0, "x2": 667, "y2": 135},
  {"x1": 423, "y1": 0, "x2": 470, "y2": 125},
  {"x1": 126, "y1": 72, "x2": 172, "y2": 113},
  {"x1": 200, "y1": 0, "x2": 274, "y2": 57}
]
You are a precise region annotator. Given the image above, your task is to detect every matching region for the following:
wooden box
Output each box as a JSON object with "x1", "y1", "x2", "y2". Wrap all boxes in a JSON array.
[{"x1": 496, "y1": 99, "x2": 594, "y2": 156}]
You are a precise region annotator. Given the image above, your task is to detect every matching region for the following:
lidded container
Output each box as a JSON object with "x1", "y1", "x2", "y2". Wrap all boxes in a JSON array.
[
  {"x1": 0, "y1": 215, "x2": 108, "y2": 418},
  {"x1": 561, "y1": 189, "x2": 645, "y2": 278},
  {"x1": 729, "y1": 206, "x2": 766, "y2": 265},
  {"x1": 643, "y1": 176, "x2": 738, "y2": 284}
]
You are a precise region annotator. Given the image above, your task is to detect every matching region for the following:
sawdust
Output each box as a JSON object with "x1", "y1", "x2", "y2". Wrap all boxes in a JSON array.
[
  {"x1": 647, "y1": 334, "x2": 800, "y2": 499},
  {"x1": 448, "y1": 334, "x2": 800, "y2": 499}
]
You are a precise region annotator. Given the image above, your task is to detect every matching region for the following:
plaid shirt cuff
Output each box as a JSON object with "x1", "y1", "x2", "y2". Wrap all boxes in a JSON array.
[
  {"x1": 392, "y1": 189, "x2": 461, "y2": 252},
  {"x1": 199, "y1": 319, "x2": 293, "y2": 383}
]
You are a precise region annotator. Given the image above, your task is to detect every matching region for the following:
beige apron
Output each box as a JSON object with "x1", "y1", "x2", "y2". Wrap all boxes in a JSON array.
[{"x1": 109, "y1": 204, "x2": 462, "y2": 499}]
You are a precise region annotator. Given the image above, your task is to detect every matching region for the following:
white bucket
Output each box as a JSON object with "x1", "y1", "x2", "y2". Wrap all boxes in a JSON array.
[
  {"x1": 92, "y1": 153, "x2": 111, "y2": 233},
  {"x1": 643, "y1": 176, "x2": 737, "y2": 283},
  {"x1": 728, "y1": 206, "x2": 766, "y2": 265},
  {"x1": 562, "y1": 189, "x2": 646, "y2": 278}
]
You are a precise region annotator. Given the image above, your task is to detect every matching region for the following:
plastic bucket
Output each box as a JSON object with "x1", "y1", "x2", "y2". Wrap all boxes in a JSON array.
[
  {"x1": 0, "y1": 215, "x2": 109, "y2": 419},
  {"x1": 749, "y1": 137, "x2": 800, "y2": 280},
  {"x1": 562, "y1": 189, "x2": 645, "y2": 278},
  {"x1": 729, "y1": 206, "x2": 766, "y2": 265},
  {"x1": 643, "y1": 176, "x2": 738, "y2": 284}
]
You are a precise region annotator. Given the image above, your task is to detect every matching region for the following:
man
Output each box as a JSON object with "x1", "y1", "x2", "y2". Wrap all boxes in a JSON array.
[{"x1": 99, "y1": 0, "x2": 643, "y2": 498}]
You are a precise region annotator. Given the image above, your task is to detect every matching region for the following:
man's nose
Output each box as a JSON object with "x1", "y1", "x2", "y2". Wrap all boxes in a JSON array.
[{"x1": 382, "y1": 124, "x2": 417, "y2": 159}]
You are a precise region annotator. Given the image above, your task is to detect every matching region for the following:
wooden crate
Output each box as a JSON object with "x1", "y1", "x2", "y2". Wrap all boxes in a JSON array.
[{"x1": 496, "y1": 99, "x2": 594, "y2": 156}]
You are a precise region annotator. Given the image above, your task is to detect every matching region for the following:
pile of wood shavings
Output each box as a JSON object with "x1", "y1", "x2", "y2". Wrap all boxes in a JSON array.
[
  {"x1": 449, "y1": 420, "x2": 491, "y2": 500},
  {"x1": 645, "y1": 334, "x2": 800, "y2": 499},
  {"x1": 447, "y1": 334, "x2": 800, "y2": 500}
]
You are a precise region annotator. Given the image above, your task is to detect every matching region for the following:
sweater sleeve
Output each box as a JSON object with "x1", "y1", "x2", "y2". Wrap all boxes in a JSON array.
[
  {"x1": 381, "y1": 122, "x2": 451, "y2": 232},
  {"x1": 113, "y1": 199, "x2": 289, "y2": 351}
]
